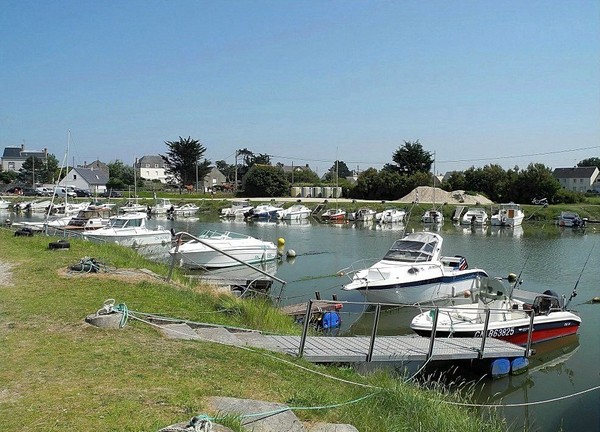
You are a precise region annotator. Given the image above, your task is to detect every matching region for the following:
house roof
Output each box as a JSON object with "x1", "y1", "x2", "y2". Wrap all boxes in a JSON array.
[
  {"x1": 137, "y1": 155, "x2": 165, "y2": 167},
  {"x1": 553, "y1": 167, "x2": 599, "y2": 179},
  {"x1": 280, "y1": 164, "x2": 313, "y2": 173},
  {"x1": 73, "y1": 167, "x2": 109, "y2": 185},
  {"x1": 2, "y1": 146, "x2": 47, "y2": 160},
  {"x1": 83, "y1": 160, "x2": 109, "y2": 173}
]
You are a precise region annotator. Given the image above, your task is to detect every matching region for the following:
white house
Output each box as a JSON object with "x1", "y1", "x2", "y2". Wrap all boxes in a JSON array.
[
  {"x1": 58, "y1": 167, "x2": 109, "y2": 194},
  {"x1": 136, "y1": 155, "x2": 168, "y2": 183},
  {"x1": 1, "y1": 144, "x2": 49, "y2": 172},
  {"x1": 553, "y1": 167, "x2": 600, "y2": 193}
]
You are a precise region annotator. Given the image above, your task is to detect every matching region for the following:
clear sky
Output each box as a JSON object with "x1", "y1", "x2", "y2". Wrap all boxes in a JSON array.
[{"x1": 1, "y1": 0, "x2": 599, "y2": 176}]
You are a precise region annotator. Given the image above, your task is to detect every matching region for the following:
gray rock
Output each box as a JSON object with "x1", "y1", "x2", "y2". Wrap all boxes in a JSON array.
[
  {"x1": 306, "y1": 423, "x2": 359, "y2": 432},
  {"x1": 207, "y1": 396, "x2": 305, "y2": 432}
]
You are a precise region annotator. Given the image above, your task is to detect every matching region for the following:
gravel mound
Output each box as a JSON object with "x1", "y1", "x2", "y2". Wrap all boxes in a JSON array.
[{"x1": 398, "y1": 186, "x2": 493, "y2": 205}]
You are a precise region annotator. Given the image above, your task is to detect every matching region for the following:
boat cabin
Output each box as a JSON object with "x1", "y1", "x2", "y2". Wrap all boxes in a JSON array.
[{"x1": 382, "y1": 233, "x2": 440, "y2": 263}]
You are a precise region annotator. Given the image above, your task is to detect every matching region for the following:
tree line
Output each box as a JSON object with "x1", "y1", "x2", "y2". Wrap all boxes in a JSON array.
[{"x1": 3, "y1": 136, "x2": 598, "y2": 204}]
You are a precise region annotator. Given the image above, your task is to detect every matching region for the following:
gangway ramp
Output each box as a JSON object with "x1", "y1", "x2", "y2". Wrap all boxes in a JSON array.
[{"x1": 265, "y1": 335, "x2": 525, "y2": 363}]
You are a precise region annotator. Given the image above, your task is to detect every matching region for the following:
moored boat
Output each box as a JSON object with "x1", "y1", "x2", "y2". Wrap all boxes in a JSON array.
[
  {"x1": 376, "y1": 208, "x2": 406, "y2": 224},
  {"x1": 321, "y1": 208, "x2": 346, "y2": 222},
  {"x1": 278, "y1": 204, "x2": 311, "y2": 220},
  {"x1": 340, "y1": 231, "x2": 487, "y2": 304},
  {"x1": 410, "y1": 277, "x2": 581, "y2": 345},
  {"x1": 491, "y1": 203, "x2": 525, "y2": 227},
  {"x1": 83, "y1": 212, "x2": 172, "y2": 247},
  {"x1": 169, "y1": 229, "x2": 278, "y2": 269},
  {"x1": 461, "y1": 207, "x2": 489, "y2": 225}
]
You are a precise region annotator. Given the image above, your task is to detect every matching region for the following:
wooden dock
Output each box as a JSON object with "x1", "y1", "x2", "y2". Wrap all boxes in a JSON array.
[{"x1": 265, "y1": 334, "x2": 526, "y2": 363}]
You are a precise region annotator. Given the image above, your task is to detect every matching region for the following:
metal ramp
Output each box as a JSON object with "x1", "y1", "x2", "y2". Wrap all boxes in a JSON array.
[{"x1": 452, "y1": 206, "x2": 465, "y2": 221}]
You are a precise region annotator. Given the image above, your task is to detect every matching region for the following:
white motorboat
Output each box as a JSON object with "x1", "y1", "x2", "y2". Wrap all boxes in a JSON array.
[
  {"x1": 47, "y1": 208, "x2": 111, "y2": 230},
  {"x1": 461, "y1": 207, "x2": 489, "y2": 225},
  {"x1": 353, "y1": 208, "x2": 376, "y2": 222},
  {"x1": 220, "y1": 199, "x2": 253, "y2": 218},
  {"x1": 278, "y1": 204, "x2": 311, "y2": 220},
  {"x1": 421, "y1": 209, "x2": 444, "y2": 224},
  {"x1": 150, "y1": 198, "x2": 174, "y2": 215},
  {"x1": 557, "y1": 211, "x2": 586, "y2": 228},
  {"x1": 120, "y1": 200, "x2": 147, "y2": 213},
  {"x1": 340, "y1": 231, "x2": 488, "y2": 304},
  {"x1": 83, "y1": 212, "x2": 172, "y2": 247},
  {"x1": 491, "y1": 203, "x2": 525, "y2": 227},
  {"x1": 245, "y1": 203, "x2": 284, "y2": 219},
  {"x1": 169, "y1": 229, "x2": 278, "y2": 269},
  {"x1": 173, "y1": 203, "x2": 199, "y2": 217},
  {"x1": 376, "y1": 208, "x2": 406, "y2": 224},
  {"x1": 410, "y1": 277, "x2": 581, "y2": 345}
]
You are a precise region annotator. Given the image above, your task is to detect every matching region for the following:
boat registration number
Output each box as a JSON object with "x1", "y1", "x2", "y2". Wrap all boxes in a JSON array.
[{"x1": 474, "y1": 327, "x2": 515, "y2": 338}]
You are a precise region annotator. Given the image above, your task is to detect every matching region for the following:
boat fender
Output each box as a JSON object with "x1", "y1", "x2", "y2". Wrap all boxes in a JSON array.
[
  {"x1": 510, "y1": 357, "x2": 529, "y2": 375},
  {"x1": 320, "y1": 311, "x2": 341, "y2": 329},
  {"x1": 591, "y1": 297, "x2": 600, "y2": 304},
  {"x1": 490, "y1": 358, "x2": 511, "y2": 379},
  {"x1": 49, "y1": 239, "x2": 70, "y2": 250}
]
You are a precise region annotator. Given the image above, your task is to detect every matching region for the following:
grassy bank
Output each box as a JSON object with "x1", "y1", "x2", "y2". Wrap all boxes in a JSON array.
[{"x1": 0, "y1": 229, "x2": 507, "y2": 431}]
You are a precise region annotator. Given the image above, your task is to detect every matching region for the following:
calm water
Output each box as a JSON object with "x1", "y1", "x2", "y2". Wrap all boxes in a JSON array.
[{"x1": 11, "y1": 211, "x2": 600, "y2": 431}]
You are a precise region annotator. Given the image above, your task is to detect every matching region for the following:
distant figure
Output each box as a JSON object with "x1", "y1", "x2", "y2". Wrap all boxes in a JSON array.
[{"x1": 471, "y1": 214, "x2": 476, "y2": 225}]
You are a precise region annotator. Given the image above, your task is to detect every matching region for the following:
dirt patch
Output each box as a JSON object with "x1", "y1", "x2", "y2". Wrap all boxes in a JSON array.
[
  {"x1": 59, "y1": 266, "x2": 172, "y2": 285},
  {"x1": 0, "y1": 261, "x2": 13, "y2": 287}
]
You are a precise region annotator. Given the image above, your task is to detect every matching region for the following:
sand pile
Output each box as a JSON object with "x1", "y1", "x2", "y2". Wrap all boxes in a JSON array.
[{"x1": 398, "y1": 186, "x2": 493, "y2": 205}]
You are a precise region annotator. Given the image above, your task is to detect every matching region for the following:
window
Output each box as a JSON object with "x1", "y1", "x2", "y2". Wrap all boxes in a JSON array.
[
  {"x1": 73, "y1": 175, "x2": 77, "y2": 180},
  {"x1": 8, "y1": 162, "x2": 15, "y2": 170},
  {"x1": 154, "y1": 164, "x2": 159, "y2": 168},
  {"x1": 145, "y1": 163, "x2": 150, "y2": 168}
]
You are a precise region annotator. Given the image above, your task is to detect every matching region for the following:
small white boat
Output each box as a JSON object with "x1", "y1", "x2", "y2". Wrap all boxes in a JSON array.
[
  {"x1": 410, "y1": 277, "x2": 581, "y2": 346},
  {"x1": 120, "y1": 200, "x2": 147, "y2": 213},
  {"x1": 321, "y1": 208, "x2": 346, "y2": 222},
  {"x1": 421, "y1": 209, "x2": 444, "y2": 224},
  {"x1": 491, "y1": 203, "x2": 525, "y2": 227},
  {"x1": 557, "y1": 211, "x2": 586, "y2": 228},
  {"x1": 173, "y1": 203, "x2": 199, "y2": 217},
  {"x1": 246, "y1": 203, "x2": 284, "y2": 219},
  {"x1": 47, "y1": 208, "x2": 111, "y2": 230},
  {"x1": 169, "y1": 229, "x2": 278, "y2": 269},
  {"x1": 340, "y1": 231, "x2": 487, "y2": 304},
  {"x1": 376, "y1": 208, "x2": 406, "y2": 224},
  {"x1": 17, "y1": 199, "x2": 53, "y2": 213},
  {"x1": 83, "y1": 212, "x2": 172, "y2": 247},
  {"x1": 150, "y1": 198, "x2": 174, "y2": 215},
  {"x1": 220, "y1": 200, "x2": 253, "y2": 218},
  {"x1": 461, "y1": 207, "x2": 489, "y2": 225},
  {"x1": 0, "y1": 197, "x2": 10, "y2": 209},
  {"x1": 354, "y1": 208, "x2": 376, "y2": 222},
  {"x1": 278, "y1": 204, "x2": 311, "y2": 220}
]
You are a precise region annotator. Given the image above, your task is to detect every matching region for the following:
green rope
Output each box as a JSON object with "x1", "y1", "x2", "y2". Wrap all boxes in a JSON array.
[{"x1": 112, "y1": 303, "x2": 129, "y2": 328}]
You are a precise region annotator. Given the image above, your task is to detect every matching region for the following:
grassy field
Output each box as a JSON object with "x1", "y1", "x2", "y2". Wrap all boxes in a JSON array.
[{"x1": 0, "y1": 228, "x2": 509, "y2": 431}]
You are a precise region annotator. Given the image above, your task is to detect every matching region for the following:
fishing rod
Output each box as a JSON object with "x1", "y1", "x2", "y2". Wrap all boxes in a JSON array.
[
  {"x1": 565, "y1": 244, "x2": 595, "y2": 308},
  {"x1": 508, "y1": 253, "x2": 529, "y2": 298}
]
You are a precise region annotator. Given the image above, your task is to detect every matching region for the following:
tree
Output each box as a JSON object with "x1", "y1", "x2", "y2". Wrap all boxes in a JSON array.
[
  {"x1": 106, "y1": 160, "x2": 136, "y2": 190},
  {"x1": 578, "y1": 157, "x2": 600, "y2": 170},
  {"x1": 389, "y1": 140, "x2": 433, "y2": 176},
  {"x1": 243, "y1": 165, "x2": 289, "y2": 197},
  {"x1": 324, "y1": 160, "x2": 352, "y2": 182},
  {"x1": 511, "y1": 163, "x2": 561, "y2": 203},
  {"x1": 17, "y1": 154, "x2": 60, "y2": 185},
  {"x1": 286, "y1": 167, "x2": 320, "y2": 184},
  {"x1": 0, "y1": 170, "x2": 18, "y2": 184},
  {"x1": 216, "y1": 160, "x2": 236, "y2": 182},
  {"x1": 161, "y1": 136, "x2": 211, "y2": 188}
]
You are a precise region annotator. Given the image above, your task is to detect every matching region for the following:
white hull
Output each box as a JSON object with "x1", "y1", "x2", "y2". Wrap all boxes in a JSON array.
[
  {"x1": 84, "y1": 229, "x2": 172, "y2": 247},
  {"x1": 170, "y1": 230, "x2": 278, "y2": 269},
  {"x1": 279, "y1": 205, "x2": 311, "y2": 220},
  {"x1": 490, "y1": 203, "x2": 525, "y2": 227}
]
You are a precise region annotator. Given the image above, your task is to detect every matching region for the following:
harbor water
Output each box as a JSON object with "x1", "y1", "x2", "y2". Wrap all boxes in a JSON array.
[{"x1": 9, "y1": 210, "x2": 600, "y2": 431}]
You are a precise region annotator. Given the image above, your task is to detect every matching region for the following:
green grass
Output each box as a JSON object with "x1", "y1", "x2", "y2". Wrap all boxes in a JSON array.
[{"x1": 0, "y1": 229, "x2": 507, "y2": 431}]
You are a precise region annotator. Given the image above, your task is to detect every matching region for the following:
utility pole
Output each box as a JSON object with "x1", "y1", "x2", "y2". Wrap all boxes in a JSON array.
[{"x1": 234, "y1": 150, "x2": 239, "y2": 193}]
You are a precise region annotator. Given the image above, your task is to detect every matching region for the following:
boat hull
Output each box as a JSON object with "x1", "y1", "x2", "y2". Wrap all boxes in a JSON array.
[
  {"x1": 344, "y1": 268, "x2": 487, "y2": 304},
  {"x1": 172, "y1": 246, "x2": 278, "y2": 269},
  {"x1": 84, "y1": 230, "x2": 172, "y2": 247},
  {"x1": 411, "y1": 313, "x2": 581, "y2": 345}
]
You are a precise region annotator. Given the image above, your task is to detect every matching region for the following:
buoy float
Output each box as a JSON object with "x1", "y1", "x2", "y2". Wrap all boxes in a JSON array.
[
  {"x1": 286, "y1": 249, "x2": 296, "y2": 258},
  {"x1": 591, "y1": 297, "x2": 600, "y2": 304},
  {"x1": 277, "y1": 237, "x2": 285, "y2": 247}
]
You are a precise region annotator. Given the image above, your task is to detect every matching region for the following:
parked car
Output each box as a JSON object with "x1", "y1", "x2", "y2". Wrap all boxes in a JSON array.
[
  {"x1": 101, "y1": 190, "x2": 123, "y2": 198},
  {"x1": 35, "y1": 187, "x2": 52, "y2": 196},
  {"x1": 73, "y1": 188, "x2": 92, "y2": 197},
  {"x1": 23, "y1": 187, "x2": 43, "y2": 196},
  {"x1": 53, "y1": 187, "x2": 77, "y2": 198},
  {"x1": 6, "y1": 186, "x2": 23, "y2": 195}
]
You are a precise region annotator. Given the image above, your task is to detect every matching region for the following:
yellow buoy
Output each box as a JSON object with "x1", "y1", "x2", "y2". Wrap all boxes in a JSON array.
[{"x1": 277, "y1": 238, "x2": 285, "y2": 247}]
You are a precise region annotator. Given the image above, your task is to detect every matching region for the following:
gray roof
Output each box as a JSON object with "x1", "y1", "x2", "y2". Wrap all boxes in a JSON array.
[
  {"x1": 137, "y1": 155, "x2": 164, "y2": 167},
  {"x1": 281, "y1": 164, "x2": 313, "y2": 174},
  {"x1": 74, "y1": 167, "x2": 109, "y2": 185},
  {"x1": 2, "y1": 146, "x2": 47, "y2": 160},
  {"x1": 553, "y1": 167, "x2": 599, "y2": 179}
]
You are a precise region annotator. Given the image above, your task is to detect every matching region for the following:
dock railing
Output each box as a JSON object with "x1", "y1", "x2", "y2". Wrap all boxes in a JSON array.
[{"x1": 298, "y1": 299, "x2": 533, "y2": 362}]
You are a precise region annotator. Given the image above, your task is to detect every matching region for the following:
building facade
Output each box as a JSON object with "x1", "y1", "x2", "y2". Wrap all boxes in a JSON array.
[
  {"x1": 1, "y1": 144, "x2": 49, "y2": 172},
  {"x1": 553, "y1": 167, "x2": 600, "y2": 193}
]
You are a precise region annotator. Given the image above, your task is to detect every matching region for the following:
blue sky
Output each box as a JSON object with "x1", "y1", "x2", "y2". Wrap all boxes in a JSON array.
[{"x1": 1, "y1": 0, "x2": 599, "y2": 176}]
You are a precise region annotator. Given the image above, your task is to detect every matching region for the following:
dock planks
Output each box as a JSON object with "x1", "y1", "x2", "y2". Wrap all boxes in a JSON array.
[{"x1": 266, "y1": 334, "x2": 526, "y2": 363}]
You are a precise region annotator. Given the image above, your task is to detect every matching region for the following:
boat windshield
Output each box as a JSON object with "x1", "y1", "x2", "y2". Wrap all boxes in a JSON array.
[
  {"x1": 383, "y1": 239, "x2": 437, "y2": 262},
  {"x1": 109, "y1": 217, "x2": 143, "y2": 228}
]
